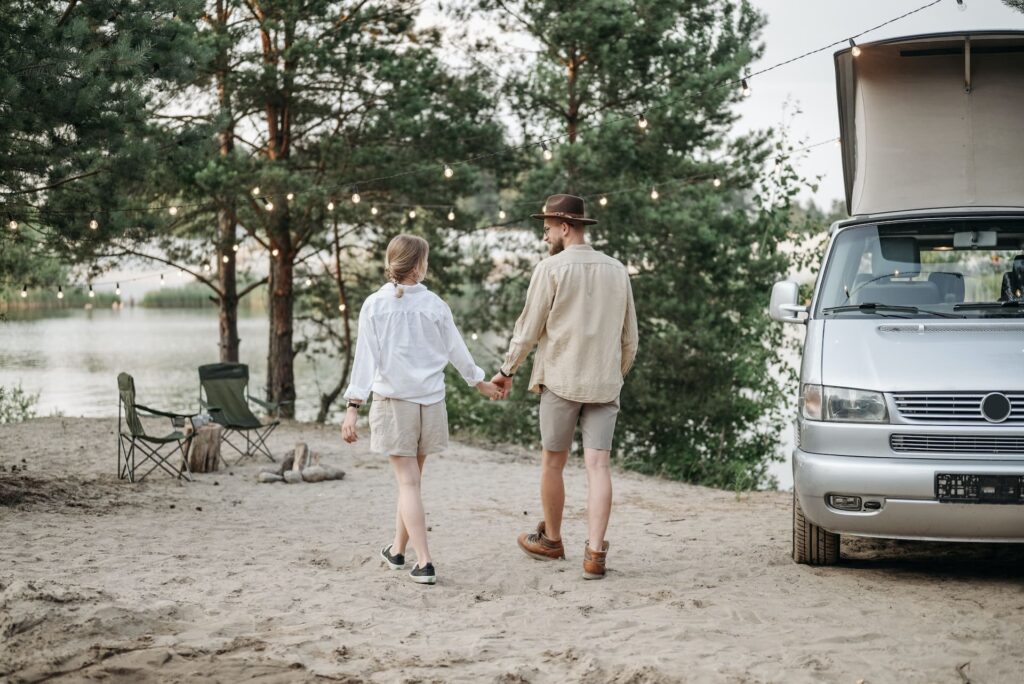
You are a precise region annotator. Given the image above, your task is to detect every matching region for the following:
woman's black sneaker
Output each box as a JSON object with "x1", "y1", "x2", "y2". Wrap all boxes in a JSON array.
[
  {"x1": 410, "y1": 563, "x2": 436, "y2": 585},
  {"x1": 380, "y1": 544, "x2": 405, "y2": 570}
]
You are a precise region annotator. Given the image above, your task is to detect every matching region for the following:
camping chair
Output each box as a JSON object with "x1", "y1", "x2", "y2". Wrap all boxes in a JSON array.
[
  {"x1": 198, "y1": 363, "x2": 287, "y2": 464},
  {"x1": 117, "y1": 372, "x2": 195, "y2": 483}
]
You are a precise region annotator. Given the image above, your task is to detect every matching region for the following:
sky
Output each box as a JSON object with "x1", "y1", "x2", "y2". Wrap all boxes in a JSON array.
[{"x1": 736, "y1": 0, "x2": 1024, "y2": 210}]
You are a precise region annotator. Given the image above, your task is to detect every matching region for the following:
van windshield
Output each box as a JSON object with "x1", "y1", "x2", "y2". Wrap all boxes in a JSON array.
[{"x1": 816, "y1": 220, "x2": 1024, "y2": 319}]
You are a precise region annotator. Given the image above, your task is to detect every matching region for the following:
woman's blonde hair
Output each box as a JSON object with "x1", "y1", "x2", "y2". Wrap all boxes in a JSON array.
[{"x1": 385, "y1": 234, "x2": 429, "y2": 298}]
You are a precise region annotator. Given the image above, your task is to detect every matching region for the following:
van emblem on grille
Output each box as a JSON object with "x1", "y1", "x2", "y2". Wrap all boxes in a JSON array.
[{"x1": 981, "y1": 393, "x2": 1012, "y2": 423}]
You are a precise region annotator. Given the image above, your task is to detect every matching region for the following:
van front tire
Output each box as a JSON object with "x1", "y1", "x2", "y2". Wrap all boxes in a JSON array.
[{"x1": 792, "y1": 491, "x2": 840, "y2": 565}]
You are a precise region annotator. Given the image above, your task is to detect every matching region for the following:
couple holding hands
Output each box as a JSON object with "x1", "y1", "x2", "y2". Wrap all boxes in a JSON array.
[{"x1": 342, "y1": 194, "x2": 638, "y2": 585}]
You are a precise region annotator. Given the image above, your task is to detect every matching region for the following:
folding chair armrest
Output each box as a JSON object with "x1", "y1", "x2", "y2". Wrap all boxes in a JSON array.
[{"x1": 135, "y1": 404, "x2": 196, "y2": 420}]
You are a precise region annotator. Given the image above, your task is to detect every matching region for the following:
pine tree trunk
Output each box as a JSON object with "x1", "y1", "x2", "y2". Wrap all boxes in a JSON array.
[
  {"x1": 215, "y1": 1, "x2": 240, "y2": 363},
  {"x1": 267, "y1": 220, "x2": 296, "y2": 418}
]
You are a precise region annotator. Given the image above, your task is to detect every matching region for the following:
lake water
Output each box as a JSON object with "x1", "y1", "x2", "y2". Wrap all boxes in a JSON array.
[{"x1": 0, "y1": 306, "x2": 796, "y2": 488}]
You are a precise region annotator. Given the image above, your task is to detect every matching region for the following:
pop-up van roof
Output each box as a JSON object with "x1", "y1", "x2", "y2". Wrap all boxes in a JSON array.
[{"x1": 834, "y1": 31, "x2": 1024, "y2": 217}]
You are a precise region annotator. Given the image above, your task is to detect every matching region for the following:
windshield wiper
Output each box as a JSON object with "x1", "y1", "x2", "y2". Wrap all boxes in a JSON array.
[
  {"x1": 822, "y1": 303, "x2": 960, "y2": 318},
  {"x1": 954, "y1": 301, "x2": 1024, "y2": 313}
]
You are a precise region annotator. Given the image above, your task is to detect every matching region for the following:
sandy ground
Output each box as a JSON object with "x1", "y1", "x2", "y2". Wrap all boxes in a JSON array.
[{"x1": 1, "y1": 417, "x2": 1023, "y2": 684}]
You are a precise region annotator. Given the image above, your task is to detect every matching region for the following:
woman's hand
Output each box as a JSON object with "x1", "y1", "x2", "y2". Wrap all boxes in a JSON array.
[
  {"x1": 476, "y1": 380, "x2": 505, "y2": 401},
  {"x1": 342, "y1": 406, "x2": 359, "y2": 443}
]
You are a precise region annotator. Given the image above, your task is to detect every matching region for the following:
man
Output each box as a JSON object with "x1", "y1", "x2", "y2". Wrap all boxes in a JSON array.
[{"x1": 492, "y1": 193, "x2": 638, "y2": 580}]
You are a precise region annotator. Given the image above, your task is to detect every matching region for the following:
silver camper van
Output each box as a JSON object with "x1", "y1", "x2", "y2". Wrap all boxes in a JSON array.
[{"x1": 771, "y1": 32, "x2": 1024, "y2": 565}]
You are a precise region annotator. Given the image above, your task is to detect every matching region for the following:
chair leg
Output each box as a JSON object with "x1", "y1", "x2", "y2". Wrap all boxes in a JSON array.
[
  {"x1": 178, "y1": 437, "x2": 194, "y2": 482},
  {"x1": 250, "y1": 424, "x2": 278, "y2": 462}
]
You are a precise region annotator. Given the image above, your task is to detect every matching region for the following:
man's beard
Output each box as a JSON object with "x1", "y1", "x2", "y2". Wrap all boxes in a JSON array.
[{"x1": 548, "y1": 238, "x2": 564, "y2": 256}]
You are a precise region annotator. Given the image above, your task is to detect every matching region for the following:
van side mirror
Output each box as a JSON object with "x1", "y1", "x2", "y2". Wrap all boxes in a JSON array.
[{"x1": 770, "y1": 280, "x2": 808, "y2": 323}]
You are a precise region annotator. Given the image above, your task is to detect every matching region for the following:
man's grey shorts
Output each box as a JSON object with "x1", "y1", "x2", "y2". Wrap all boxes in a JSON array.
[{"x1": 539, "y1": 387, "x2": 621, "y2": 452}]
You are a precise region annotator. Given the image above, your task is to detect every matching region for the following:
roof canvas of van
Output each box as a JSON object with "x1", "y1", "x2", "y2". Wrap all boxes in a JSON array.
[{"x1": 834, "y1": 31, "x2": 1024, "y2": 216}]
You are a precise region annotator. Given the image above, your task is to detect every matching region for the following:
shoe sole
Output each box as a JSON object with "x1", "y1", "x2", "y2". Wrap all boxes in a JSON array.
[
  {"x1": 380, "y1": 547, "x2": 405, "y2": 570},
  {"x1": 517, "y1": 540, "x2": 565, "y2": 562},
  {"x1": 410, "y1": 573, "x2": 436, "y2": 585},
  {"x1": 582, "y1": 571, "x2": 606, "y2": 580}
]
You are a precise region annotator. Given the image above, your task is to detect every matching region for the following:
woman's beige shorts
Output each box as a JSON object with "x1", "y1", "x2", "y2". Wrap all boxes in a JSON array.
[
  {"x1": 539, "y1": 387, "x2": 620, "y2": 452},
  {"x1": 369, "y1": 394, "x2": 449, "y2": 457}
]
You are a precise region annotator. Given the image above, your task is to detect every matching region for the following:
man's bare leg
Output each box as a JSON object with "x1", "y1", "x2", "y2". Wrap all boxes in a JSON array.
[
  {"x1": 583, "y1": 448, "x2": 612, "y2": 550},
  {"x1": 541, "y1": 449, "x2": 569, "y2": 541}
]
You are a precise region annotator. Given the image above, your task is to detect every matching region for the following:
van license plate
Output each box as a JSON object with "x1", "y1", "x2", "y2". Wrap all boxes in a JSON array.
[{"x1": 936, "y1": 474, "x2": 1024, "y2": 504}]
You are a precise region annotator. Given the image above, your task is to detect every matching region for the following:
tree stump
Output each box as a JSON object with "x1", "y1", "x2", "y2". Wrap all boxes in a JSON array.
[{"x1": 186, "y1": 424, "x2": 223, "y2": 473}]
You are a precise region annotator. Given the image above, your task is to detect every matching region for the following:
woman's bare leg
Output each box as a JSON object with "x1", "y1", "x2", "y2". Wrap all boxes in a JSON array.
[
  {"x1": 392, "y1": 454, "x2": 426, "y2": 553},
  {"x1": 391, "y1": 454, "x2": 430, "y2": 565}
]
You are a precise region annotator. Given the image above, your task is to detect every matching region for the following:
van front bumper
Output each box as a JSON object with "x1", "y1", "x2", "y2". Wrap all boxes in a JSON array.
[{"x1": 793, "y1": 449, "x2": 1024, "y2": 542}]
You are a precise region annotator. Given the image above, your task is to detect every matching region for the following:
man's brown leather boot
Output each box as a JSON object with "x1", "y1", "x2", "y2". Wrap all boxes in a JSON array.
[
  {"x1": 517, "y1": 521, "x2": 565, "y2": 560},
  {"x1": 582, "y1": 540, "x2": 609, "y2": 580}
]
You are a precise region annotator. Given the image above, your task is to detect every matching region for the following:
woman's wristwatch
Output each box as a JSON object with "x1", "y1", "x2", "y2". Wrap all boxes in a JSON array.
[{"x1": 347, "y1": 401, "x2": 362, "y2": 410}]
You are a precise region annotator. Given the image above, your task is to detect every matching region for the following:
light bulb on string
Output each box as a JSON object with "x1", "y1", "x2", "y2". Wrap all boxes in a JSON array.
[
  {"x1": 637, "y1": 113, "x2": 648, "y2": 130},
  {"x1": 498, "y1": 209, "x2": 507, "y2": 220},
  {"x1": 57, "y1": 286, "x2": 64, "y2": 300},
  {"x1": 599, "y1": 196, "x2": 608, "y2": 207},
  {"x1": 849, "y1": 38, "x2": 861, "y2": 57},
  {"x1": 265, "y1": 200, "x2": 274, "y2": 212},
  {"x1": 178, "y1": 269, "x2": 185, "y2": 279},
  {"x1": 713, "y1": 176, "x2": 722, "y2": 188},
  {"x1": 338, "y1": 303, "x2": 346, "y2": 312},
  {"x1": 168, "y1": 206, "x2": 178, "y2": 216},
  {"x1": 443, "y1": 165, "x2": 454, "y2": 179},
  {"x1": 251, "y1": 186, "x2": 260, "y2": 196},
  {"x1": 447, "y1": 209, "x2": 455, "y2": 222},
  {"x1": 740, "y1": 78, "x2": 751, "y2": 98},
  {"x1": 21, "y1": 285, "x2": 28, "y2": 298},
  {"x1": 470, "y1": 333, "x2": 478, "y2": 341},
  {"x1": 160, "y1": 274, "x2": 165, "y2": 286},
  {"x1": 351, "y1": 190, "x2": 361, "y2": 204},
  {"x1": 542, "y1": 144, "x2": 553, "y2": 161},
  {"x1": 115, "y1": 283, "x2": 121, "y2": 296},
  {"x1": 8, "y1": 218, "x2": 17, "y2": 231},
  {"x1": 370, "y1": 206, "x2": 379, "y2": 216},
  {"x1": 305, "y1": 277, "x2": 313, "y2": 287},
  {"x1": 650, "y1": 187, "x2": 659, "y2": 200},
  {"x1": 232, "y1": 243, "x2": 239, "y2": 252},
  {"x1": 89, "y1": 216, "x2": 99, "y2": 230},
  {"x1": 222, "y1": 255, "x2": 229, "y2": 264},
  {"x1": 203, "y1": 263, "x2": 212, "y2": 272},
  {"x1": 408, "y1": 210, "x2": 417, "y2": 219},
  {"x1": 327, "y1": 200, "x2": 335, "y2": 212},
  {"x1": 835, "y1": 138, "x2": 841, "y2": 147},
  {"x1": 286, "y1": 192, "x2": 295, "y2": 201},
  {"x1": 271, "y1": 248, "x2": 280, "y2": 257},
  {"x1": 88, "y1": 285, "x2": 95, "y2": 298}
]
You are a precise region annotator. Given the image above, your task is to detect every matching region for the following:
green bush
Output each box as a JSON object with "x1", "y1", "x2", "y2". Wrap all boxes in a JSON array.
[{"x1": 0, "y1": 384, "x2": 39, "y2": 424}]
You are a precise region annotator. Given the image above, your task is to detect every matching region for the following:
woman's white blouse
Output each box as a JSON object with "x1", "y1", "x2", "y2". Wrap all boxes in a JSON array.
[{"x1": 343, "y1": 283, "x2": 485, "y2": 405}]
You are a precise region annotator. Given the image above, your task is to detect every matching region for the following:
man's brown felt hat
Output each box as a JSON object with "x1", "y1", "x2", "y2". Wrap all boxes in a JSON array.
[{"x1": 530, "y1": 194, "x2": 598, "y2": 225}]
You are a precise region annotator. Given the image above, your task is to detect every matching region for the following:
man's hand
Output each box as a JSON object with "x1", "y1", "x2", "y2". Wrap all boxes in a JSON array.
[
  {"x1": 491, "y1": 372, "x2": 514, "y2": 397},
  {"x1": 476, "y1": 381, "x2": 505, "y2": 401},
  {"x1": 342, "y1": 406, "x2": 359, "y2": 443}
]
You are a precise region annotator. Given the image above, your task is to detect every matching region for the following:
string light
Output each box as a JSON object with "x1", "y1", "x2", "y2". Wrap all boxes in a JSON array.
[
  {"x1": 221, "y1": 255, "x2": 229, "y2": 263},
  {"x1": 371, "y1": 206, "x2": 379, "y2": 216},
  {"x1": 21, "y1": 285, "x2": 27, "y2": 298},
  {"x1": 408, "y1": 210, "x2": 417, "y2": 219},
  {"x1": 168, "y1": 206, "x2": 178, "y2": 216},
  {"x1": 447, "y1": 208, "x2": 455, "y2": 221},
  {"x1": 271, "y1": 248, "x2": 280, "y2": 257},
  {"x1": 351, "y1": 190, "x2": 361, "y2": 204},
  {"x1": 443, "y1": 165, "x2": 454, "y2": 179},
  {"x1": 265, "y1": 200, "x2": 275, "y2": 211},
  {"x1": 470, "y1": 333, "x2": 478, "y2": 341},
  {"x1": 115, "y1": 283, "x2": 121, "y2": 295},
  {"x1": 849, "y1": 38, "x2": 861, "y2": 57},
  {"x1": 338, "y1": 303, "x2": 346, "y2": 312},
  {"x1": 89, "y1": 216, "x2": 99, "y2": 230},
  {"x1": 57, "y1": 286, "x2": 64, "y2": 300},
  {"x1": 741, "y1": 78, "x2": 751, "y2": 97},
  {"x1": 835, "y1": 138, "x2": 841, "y2": 147},
  {"x1": 713, "y1": 176, "x2": 722, "y2": 188},
  {"x1": 88, "y1": 284, "x2": 95, "y2": 298},
  {"x1": 178, "y1": 269, "x2": 185, "y2": 279},
  {"x1": 650, "y1": 187, "x2": 659, "y2": 200},
  {"x1": 204, "y1": 263, "x2": 212, "y2": 272},
  {"x1": 327, "y1": 200, "x2": 335, "y2": 212},
  {"x1": 599, "y1": 196, "x2": 608, "y2": 207},
  {"x1": 637, "y1": 114, "x2": 648, "y2": 130},
  {"x1": 498, "y1": 209, "x2": 507, "y2": 220},
  {"x1": 159, "y1": 274, "x2": 165, "y2": 285},
  {"x1": 7, "y1": 218, "x2": 17, "y2": 231},
  {"x1": 232, "y1": 244, "x2": 239, "y2": 252},
  {"x1": 251, "y1": 186, "x2": 260, "y2": 196},
  {"x1": 286, "y1": 192, "x2": 295, "y2": 201},
  {"x1": 542, "y1": 144, "x2": 553, "y2": 161},
  {"x1": 305, "y1": 277, "x2": 313, "y2": 287}
]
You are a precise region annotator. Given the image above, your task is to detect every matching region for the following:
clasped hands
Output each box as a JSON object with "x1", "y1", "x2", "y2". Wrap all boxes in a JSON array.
[{"x1": 476, "y1": 371, "x2": 514, "y2": 401}]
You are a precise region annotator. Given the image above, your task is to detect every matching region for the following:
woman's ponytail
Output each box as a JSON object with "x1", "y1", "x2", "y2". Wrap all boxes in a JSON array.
[{"x1": 384, "y1": 234, "x2": 429, "y2": 298}]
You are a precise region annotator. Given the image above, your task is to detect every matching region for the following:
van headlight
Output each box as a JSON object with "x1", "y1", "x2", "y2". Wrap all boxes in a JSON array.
[{"x1": 801, "y1": 385, "x2": 888, "y2": 423}]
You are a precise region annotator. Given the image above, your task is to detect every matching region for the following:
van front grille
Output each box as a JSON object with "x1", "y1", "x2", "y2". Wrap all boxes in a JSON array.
[
  {"x1": 891, "y1": 434, "x2": 1024, "y2": 454},
  {"x1": 892, "y1": 392, "x2": 1024, "y2": 424}
]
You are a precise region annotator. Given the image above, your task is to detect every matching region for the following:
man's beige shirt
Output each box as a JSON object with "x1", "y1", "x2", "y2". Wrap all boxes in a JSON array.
[{"x1": 501, "y1": 244, "x2": 638, "y2": 403}]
